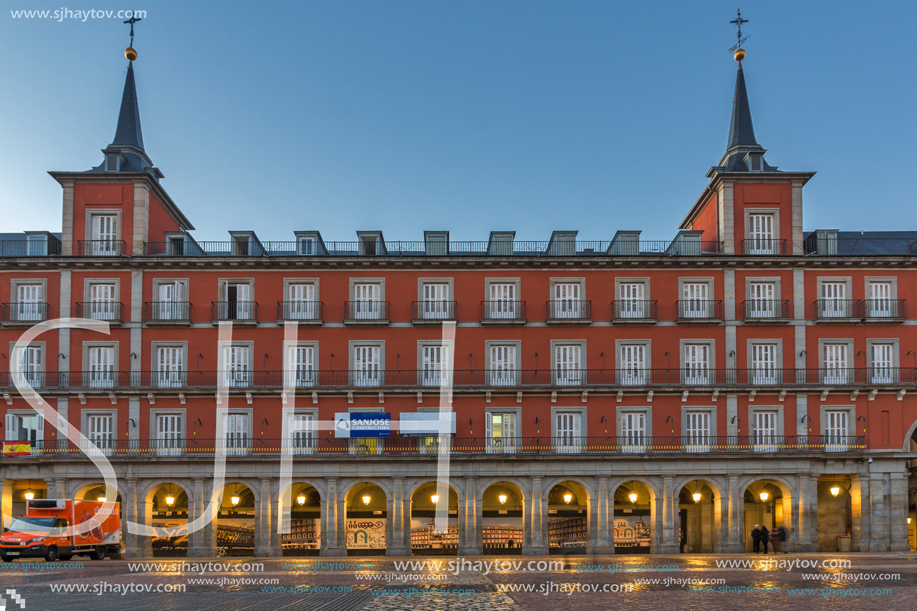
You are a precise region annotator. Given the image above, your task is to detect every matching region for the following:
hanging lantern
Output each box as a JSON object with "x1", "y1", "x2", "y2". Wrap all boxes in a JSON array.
[
  {"x1": 362, "y1": 494, "x2": 371, "y2": 505},
  {"x1": 563, "y1": 493, "x2": 573, "y2": 504},
  {"x1": 498, "y1": 493, "x2": 508, "y2": 505},
  {"x1": 628, "y1": 492, "x2": 638, "y2": 504},
  {"x1": 431, "y1": 495, "x2": 439, "y2": 504},
  {"x1": 759, "y1": 491, "x2": 769, "y2": 502},
  {"x1": 692, "y1": 492, "x2": 702, "y2": 503},
  {"x1": 24, "y1": 490, "x2": 35, "y2": 501},
  {"x1": 296, "y1": 495, "x2": 306, "y2": 506},
  {"x1": 165, "y1": 495, "x2": 176, "y2": 506}
]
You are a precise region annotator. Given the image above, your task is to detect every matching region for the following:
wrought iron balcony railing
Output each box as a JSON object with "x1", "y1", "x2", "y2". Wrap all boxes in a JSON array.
[
  {"x1": 861, "y1": 299, "x2": 906, "y2": 320},
  {"x1": 813, "y1": 299, "x2": 859, "y2": 320},
  {"x1": 74, "y1": 301, "x2": 123, "y2": 323},
  {"x1": 76, "y1": 240, "x2": 127, "y2": 256},
  {"x1": 742, "y1": 299, "x2": 791, "y2": 320},
  {"x1": 545, "y1": 300, "x2": 592, "y2": 323},
  {"x1": 741, "y1": 239, "x2": 787, "y2": 255},
  {"x1": 1, "y1": 302, "x2": 50, "y2": 323},
  {"x1": 611, "y1": 300, "x2": 658, "y2": 322},
  {"x1": 211, "y1": 301, "x2": 259, "y2": 322},
  {"x1": 343, "y1": 300, "x2": 390, "y2": 323},
  {"x1": 7, "y1": 435, "x2": 865, "y2": 458},
  {"x1": 675, "y1": 300, "x2": 723, "y2": 321},
  {"x1": 277, "y1": 300, "x2": 323, "y2": 322},
  {"x1": 143, "y1": 301, "x2": 192, "y2": 324},
  {"x1": 412, "y1": 300, "x2": 457, "y2": 322},
  {"x1": 480, "y1": 301, "x2": 526, "y2": 323},
  {"x1": 0, "y1": 240, "x2": 62, "y2": 256},
  {"x1": 4, "y1": 368, "x2": 917, "y2": 391}
]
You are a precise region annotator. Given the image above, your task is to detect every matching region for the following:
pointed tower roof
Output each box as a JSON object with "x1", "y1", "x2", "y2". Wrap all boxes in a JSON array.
[
  {"x1": 111, "y1": 62, "x2": 145, "y2": 150},
  {"x1": 89, "y1": 60, "x2": 162, "y2": 178},
  {"x1": 717, "y1": 60, "x2": 772, "y2": 173}
]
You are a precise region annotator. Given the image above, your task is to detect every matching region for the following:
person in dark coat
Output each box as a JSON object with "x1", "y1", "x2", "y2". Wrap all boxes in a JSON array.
[
  {"x1": 760, "y1": 526, "x2": 770, "y2": 554},
  {"x1": 774, "y1": 525, "x2": 788, "y2": 553},
  {"x1": 751, "y1": 524, "x2": 761, "y2": 553}
]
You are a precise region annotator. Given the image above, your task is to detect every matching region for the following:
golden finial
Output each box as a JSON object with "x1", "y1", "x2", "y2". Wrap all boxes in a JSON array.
[
  {"x1": 123, "y1": 14, "x2": 141, "y2": 61},
  {"x1": 729, "y1": 8, "x2": 749, "y2": 62}
]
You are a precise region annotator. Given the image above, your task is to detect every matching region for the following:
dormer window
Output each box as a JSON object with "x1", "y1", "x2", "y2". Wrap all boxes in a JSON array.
[
  {"x1": 105, "y1": 153, "x2": 121, "y2": 172},
  {"x1": 744, "y1": 152, "x2": 763, "y2": 172},
  {"x1": 362, "y1": 237, "x2": 377, "y2": 255}
]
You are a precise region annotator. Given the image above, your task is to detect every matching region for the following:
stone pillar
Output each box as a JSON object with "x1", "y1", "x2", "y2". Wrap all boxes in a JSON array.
[
  {"x1": 188, "y1": 478, "x2": 209, "y2": 558},
  {"x1": 796, "y1": 474, "x2": 818, "y2": 552},
  {"x1": 659, "y1": 476, "x2": 678, "y2": 553},
  {"x1": 526, "y1": 476, "x2": 547, "y2": 555},
  {"x1": 138, "y1": 480, "x2": 153, "y2": 558},
  {"x1": 321, "y1": 478, "x2": 345, "y2": 556},
  {"x1": 459, "y1": 477, "x2": 480, "y2": 555},
  {"x1": 387, "y1": 477, "x2": 409, "y2": 556},
  {"x1": 53, "y1": 478, "x2": 67, "y2": 499},
  {"x1": 55, "y1": 398, "x2": 68, "y2": 451},
  {"x1": 254, "y1": 478, "x2": 272, "y2": 556},
  {"x1": 889, "y1": 472, "x2": 909, "y2": 552},
  {"x1": 726, "y1": 475, "x2": 743, "y2": 552},
  {"x1": 850, "y1": 474, "x2": 870, "y2": 552},
  {"x1": 270, "y1": 479, "x2": 283, "y2": 556},
  {"x1": 594, "y1": 476, "x2": 613, "y2": 554},
  {"x1": 868, "y1": 473, "x2": 890, "y2": 552}
]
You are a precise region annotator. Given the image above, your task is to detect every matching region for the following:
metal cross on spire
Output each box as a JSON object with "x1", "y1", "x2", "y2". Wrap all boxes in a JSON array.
[
  {"x1": 124, "y1": 14, "x2": 141, "y2": 46},
  {"x1": 728, "y1": 8, "x2": 749, "y2": 53}
]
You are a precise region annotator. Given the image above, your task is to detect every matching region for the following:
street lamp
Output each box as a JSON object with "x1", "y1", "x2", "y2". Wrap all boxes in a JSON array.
[
  {"x1": 830, "y1": 486, "x2": 841, "y2": 497},
  {"x1": 431, "y1": 495, "x2": 439, "y2": 504},
  {"x1": 165, "y1": 495, "x2": 176, "y2": 506},
  {"x1": 24, "y1": 490, "x2": 34, "y2": 501},
  {"x1": 231, "y1": 495, "x2": 241, "y2": 506},
  {"x1": 629, "y1": 492, "x2": 638, "y2": 504},
  {"x1": 759, "y1": 491, "x2": 769, "y2": 502},
  {"x1": 692, "y1": 492, "x2": 702, "y2": 503},
  {"x1": 563, "y1": 493, "x2": 573, "y2": 504},
  {"x1": 498, "y1": 493, "x2": 508, "y2": 505},
  {"x1": 98, "y1": 496, "x2": 107, "y2": 503},
  {"x1": 362, "y1": 494, "x2": 371, "y2": 505},
  {"x1": 297, "y1": 495, "x2": 306, "y2": 506}
]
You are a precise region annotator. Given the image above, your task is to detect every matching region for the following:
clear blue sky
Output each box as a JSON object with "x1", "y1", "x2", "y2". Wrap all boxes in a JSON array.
[{"x1": 1, "y1": 0, "x2": 915, "y2": 241}]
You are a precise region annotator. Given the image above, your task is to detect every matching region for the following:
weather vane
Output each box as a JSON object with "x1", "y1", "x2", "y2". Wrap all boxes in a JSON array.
[
  {"x1": 728, "y1": 8, "x2": 749, "y2": 62},
  {"x1": 124, "y1": 14, "x2": 141, "y2": 61}
]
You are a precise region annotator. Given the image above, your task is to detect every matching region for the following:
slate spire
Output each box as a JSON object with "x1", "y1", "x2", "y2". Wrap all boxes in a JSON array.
[
  {"x1": 110, "y1": 62, "x2": 145, "y2": 151},
  {"x1": 91, "y1": 61, "x2": 161, "y2": 178},
  {"x1": 726, "y1": 63, "x2": 758, "y2": 150}
]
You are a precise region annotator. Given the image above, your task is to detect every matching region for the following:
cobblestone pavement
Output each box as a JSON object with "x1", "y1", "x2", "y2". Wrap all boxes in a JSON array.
[{"x1": 1, "y1": 553, "x2": 916, "y2": 610}]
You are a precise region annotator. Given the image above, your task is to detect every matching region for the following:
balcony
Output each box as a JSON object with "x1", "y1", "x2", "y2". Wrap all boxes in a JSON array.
[
  {"x1": 0, "y1": 240, "x2": 61, "y2": 256},
  {"x1": 675, "y1": 300, "x2": 723, "y2": 323},
  {"x1": 480, "y1": 301, "x2": 526, "y2": 325},
  {"x1": 76, "y1": 240, "x2": 127, "y2": 256},
  {"x1": 143, "y1": 301, "x2": 192, "y2": 325},
  {"x1": 545, "y1": 300, "x2": 592, "y2": 324},
  {"x1": 862, "y1": 299, "x2": 906, "y2": 323},
  {"x1": 343, "y1": 300, "x2": 390, "y2": 325},
  {"x1": 1, "y1": 302, "x2": 50, "y2": 326},
  {"x1": 75, "y1": 301, "x2": 123, "y2": 324},
  {"x1": 611, "y1": 300, "x2": 658, "y2": 324},
  {"x1": 211, "y1": 301, "x2": 259, "y2": 324},
  {"x1": 412, "y1": 300, "x2": 457, "y2": 325},
  {"x1": 277, "y1": 300, "x2": 323, "y2": 324},
  {"x1": 741, "y1": 239, "x2": 787, "y2": 255},
  {"x1": 742, "y1": 299, "x2": 791, "y2": 323},
  {"x1": 3, "y1": 367, "x2": 917, "y2": 392},
  {"x1": 813, "y1": 299, "x2": 858, "y2": 322},
  {"x1": 8, "y1": 434, "x2": 865, "y2": 459}
]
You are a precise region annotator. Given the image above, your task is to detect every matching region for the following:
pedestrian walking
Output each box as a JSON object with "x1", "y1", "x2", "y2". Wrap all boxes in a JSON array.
[
  {"x1": 774, "y1": 525, "x2": 788, "y2": 553},
  {"x1": 751, "y1": 524, "x2": 761, "y2": 553},
  {"x1": 760, "y1": 525, "x2": 770, "y2": 554}
]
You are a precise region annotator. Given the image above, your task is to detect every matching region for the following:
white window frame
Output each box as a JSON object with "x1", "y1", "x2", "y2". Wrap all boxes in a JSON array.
[
  {"x1": 10, "y1": 280, "x2": 46, "y2": 322},
  {"x1": 485, "y1": 340, "x2": 520, "y2": 386},
  {"x1": 150, "y1": 409, "x2": 185, "y2": 455},
  {"x1": 552, "y1": 406, "x2": 586, "y2": 454},
  {"x1": 151, "y1": 278, "x2": 189, "y2": 321},
  {"x1": 85, "y1": 210, "x2": 122, "y2": 256},
  {"x1": 220, "y1": 342, "x2": 253, "y2": 388},
  {"x1": 618, "y1": 407, "x2": 651, "y2": 453},
  {"x1": 816, "y1": 277, "x2": 852, "y2": 318},
  {"x1": 152, "y1": 342, "x2": 187, "y2": 388},
  {"x1": 551, "y1": 340, "x2": 585, "y2": 386},
  {"x1": 220, "y1": 410, "x2": 252, "y2": 456},
  {"x1": 9, "y1": 341, "x2": 45, "y2": 388},
  {"x1": 84, "y1": 279, "x2": 120, "y2": 321},
  {"x1": 349, "y1": 340, "x2": 384, "y2": 387},
  {"x1": 748, "y1": 340, "x2": 782, "y2": 385},
  {"x1": 615, "y1": 278, "x2": 650, "y2": 319},
  {"x1": 749, "y1": 406, "x2": 783, "y2": 452},
  {"x1": 284, "y1": 341, "x2": 318, "y2": 388},
  {"x1": 484, "y1": 278, "x2": 521, "y2": 319},
  {"x1": 745, "y1": 277, "x2": 781, "y2": 318},
  {"x1": 418, "y1": 341, "x2": 451, "y2": 387},
  {"x1": 681, "y1": 340, "x2": 714, "y2": 385},
  {"x1": 678, "y1": 278, "x2": 714, "y2": 318},
  {"x1": 682, "y1": 406, "x2": 715, "y2": 452},
  {"x1": 81, "y1": 410, "x2": 116, "y2": 455},
  {"x1": 864, "y1": 277, "x2": 898, "y2": 318},
  {"x1": 349, "y1": 278, "x2": 385, "y2": 320},
  {"x1": 285, "y1": 409, "x2": 318, "y2": 455},
  {"x1": 418, "y1": 278, "x2": 454, "y2": 320},
  {"x1": 485, "y1": 407, "x2": 520, "y2": 454},
  {"x1": 819, "y1": 339, "x2": 853, "y2": 385},
  {"x1": 548, "y1": 278, "x2": 586, "y2": 319},
  {"x1": 866, "y1": 339, "x2": 898, "y2": 384},
  {"x1": 82, "y1": 342, "x2": 118, "y2": 389},
  {"x1": 283, "y1": 279, "x2": 320, "y2": 320},
  {"x1": 617, "y1": 340, "x2": 650, "y2": 385},
  {"x1": 744, "y1": 209, "x2": 780, "y2": 254},
  {"x1": 821, "y1": 406, "x2": 853, "y2": 452},
  {"x1": 4, "y1": 410, "x2": 44, "y2": 455}
]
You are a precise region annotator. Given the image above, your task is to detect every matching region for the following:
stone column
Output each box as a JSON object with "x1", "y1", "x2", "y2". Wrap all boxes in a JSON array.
[
  {"x1": 526, "y1": 476, "x2": 547, "y2": 555},
  {"x1": 270, "y1": 478, "x2": 283, "y2": 556},
  {"x1": 459, "y1": 477, "x2": 480, "y2": 555},
  {"x1": 850, "y1": 474, "x2": 870, "y2": 552},
  {"x1": 659, "y1": 476, "x2": 678, "y2": 553},
  {"x1": 726, "y1": 475, "x2": 743, "y2": 552},
  {"x1": 254, "y1": 478, "x2": 272, "y2": 556},
  {"x1": 321, "y1": 478, "x2": 345, "y2": 556},
  {"x1": 593, "y1": 476, "x2": 613, "y2": 554},
  {"x1": 387, "y1": 477, "x2": 409, "y2": 556},
  {"x1": 796, "y1": 474, "x2": 818, "y2": 552},
  {"x1": 187, "y1": 478, "x2": 208, "y2": 557},
  {"x1": 2, "y1": 479, "x2": 14, "y2": 530},
  {"x1": 868, "y1": 473, "x2": 890, "y2": 552},
  {"x1": 889, "y1": 472, "x2": 909, "y2": 552}
]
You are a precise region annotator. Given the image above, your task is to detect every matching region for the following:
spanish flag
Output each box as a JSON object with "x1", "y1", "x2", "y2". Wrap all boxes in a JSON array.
[{"x1": 2, "y1": 442, "x2": 31, "y2": 456}]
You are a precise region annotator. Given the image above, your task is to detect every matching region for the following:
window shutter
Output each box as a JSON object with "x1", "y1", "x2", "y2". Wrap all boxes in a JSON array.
[{"x1": 6, "y1": 414, "x2": 18, "y2": 441}]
